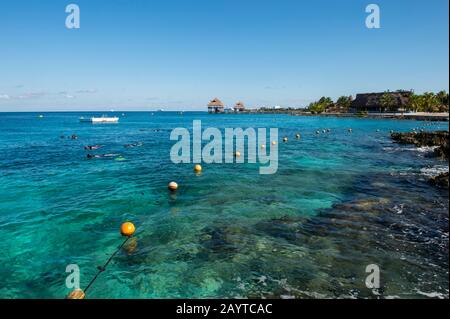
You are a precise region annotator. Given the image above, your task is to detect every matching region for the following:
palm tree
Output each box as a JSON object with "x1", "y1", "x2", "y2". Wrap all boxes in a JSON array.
[
  {"x1": 407, "y1": 94, "x2": 421, "y2": 113},
  {"x1": 421, "y1": 92, "x2": 439, "y2": 112},
  {"x1": 380, "y1": 91, "x2": 396, "y2": 113},
  {"x1": 336, "y1": 96, "x2": 352, "y2": 112},
  {"x1": 436, "y1": 90, "x2": 449, "y2": 112}
]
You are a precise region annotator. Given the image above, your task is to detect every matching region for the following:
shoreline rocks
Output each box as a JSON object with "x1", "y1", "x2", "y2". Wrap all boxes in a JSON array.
[
  {"x1": 391, "y1": 130, "x2": 449, "y2": 188},
  {"x1": 391, "y1": 131, "x2": 449, "y2": 160},
  {"x1": 428, "y1": 172, "x2": 449, "y2": 188}
]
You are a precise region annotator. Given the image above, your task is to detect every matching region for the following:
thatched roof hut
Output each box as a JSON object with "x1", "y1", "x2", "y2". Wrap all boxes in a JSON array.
[
  {"x1": 351, "y1": 91, "x2": 412, "y2": 112},
  {"x1": 207, "y1": 98, "x2": 225, "y2": 113},
  {"x1": 208, "y1": 98, "x2": 224, "y2": 107},
  {"x1": 234, "y1": 101, "x2": 245, "y2": 112}
]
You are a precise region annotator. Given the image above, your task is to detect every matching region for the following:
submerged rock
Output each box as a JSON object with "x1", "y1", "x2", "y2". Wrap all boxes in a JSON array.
[
  {"x1": 391, "y1": 131, "x2": 449, "y2": 159},
  {"x1": 391, "y1": 131, "x2": 449, "y2": 187},
  {"x1": 429, "y1": 172, "x2": 449, "y2": 188}
]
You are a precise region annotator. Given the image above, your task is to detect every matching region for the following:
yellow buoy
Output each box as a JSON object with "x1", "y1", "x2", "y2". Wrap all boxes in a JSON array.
[
  {"x1": 194, "y1": 164, "x2": 202, "y2": 172},
  {"x1": 234, "y1": 151, "x2": 241, "y2": 157},
  {"x1": 66, "y1": 288, "x2": 85, "y2": 300},
  {"x1": 120, "y1": 222, "x2": 136, "y2": 237},
  {"x1": 168, "y1": 181, "x2": 178, "y2": 191},
  {"x1": 261, "y1": 144, "x2": 266, "y2": 149},
  {"x1": 271, "y1": 141, "x2": 277, "y2": 145}
]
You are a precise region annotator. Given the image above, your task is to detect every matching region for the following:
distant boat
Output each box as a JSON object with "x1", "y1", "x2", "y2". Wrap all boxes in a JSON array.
[{"x1": 80, "y1": 115, "x2": 119, "y2": 123}]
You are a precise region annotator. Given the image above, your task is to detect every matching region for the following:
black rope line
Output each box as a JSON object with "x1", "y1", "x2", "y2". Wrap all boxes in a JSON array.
[{"x1": 83, "y1": 236, "x2": 131, "y2": 294}]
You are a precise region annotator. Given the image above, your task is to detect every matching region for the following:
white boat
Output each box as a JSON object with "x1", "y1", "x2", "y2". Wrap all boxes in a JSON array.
[{"x1": 80, "y1": 115, "x2": 119, "y2": 123}]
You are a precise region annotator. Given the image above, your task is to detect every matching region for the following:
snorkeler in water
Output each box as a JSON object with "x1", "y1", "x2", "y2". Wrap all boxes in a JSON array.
[
  {"x1": 84, "y1": 145, "x2": 102, "y2": 150},
  {"x1": 124, "y1": 142, "x2": 143, "y2": 148},
  {"x1": 87, "y1": 153, "x2": 119, "y2": 159}
]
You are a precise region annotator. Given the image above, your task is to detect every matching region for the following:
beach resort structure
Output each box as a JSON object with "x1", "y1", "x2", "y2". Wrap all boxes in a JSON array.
[
  {"x1": 234, "y1": 101, "x2": 246, "y2": 112},
  {"x1": 351, "y1": 91, "x2": 412, "y2": 113},
  {"x1": 208, "y1": 98, "x2": 248, "y2": 113},
  {"x1": 207, "y1": 98, "x2": 225, "y2": 113}
]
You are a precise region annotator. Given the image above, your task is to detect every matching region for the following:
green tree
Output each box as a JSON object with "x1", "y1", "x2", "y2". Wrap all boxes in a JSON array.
[
  {"x1": 436, "y1": 90, "x2": 449, "y2": 112},
  {"x1": 380, "y1": 91, "x2": 396, "y2": 112},
  {"x1": 406, "y1": 94, "x2": 421, "y2": 113},
  {"x1": 421, "y1": 92, "x2": 440, "y2": 112},
  {"x1": 307, "y1": 96, "x2": 333, "y2": 114},
  {"x1": 336, "y1": 96, "x2": 352, "y2": 111}
]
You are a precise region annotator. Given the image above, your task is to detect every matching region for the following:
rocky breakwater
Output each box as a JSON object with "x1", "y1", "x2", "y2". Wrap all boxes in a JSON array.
[{"x1": 391, "y1": 130, "x2": 449, "y2": 188}]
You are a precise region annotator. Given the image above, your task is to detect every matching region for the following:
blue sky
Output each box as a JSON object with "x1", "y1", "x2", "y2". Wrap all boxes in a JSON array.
[{"x1": 0, "y1": 0, "x2": 448, "y2": 111}]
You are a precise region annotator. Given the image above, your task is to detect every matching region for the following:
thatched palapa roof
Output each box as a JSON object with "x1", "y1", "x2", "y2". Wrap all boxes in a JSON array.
[
  {"x1": 207, "y1": 98, "x2": 224, "y2": 107},
  {"x1": 352, "y1": 91, "x2": 412, "y2": 109},
  {"x1": 234, "y1": 101, "x2": 245, "y2": 109}
]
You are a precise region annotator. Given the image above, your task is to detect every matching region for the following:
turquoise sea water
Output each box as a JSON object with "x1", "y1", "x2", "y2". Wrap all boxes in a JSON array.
[{"x1": 0, "y1": 112, "x2": 448, "y2": 299}]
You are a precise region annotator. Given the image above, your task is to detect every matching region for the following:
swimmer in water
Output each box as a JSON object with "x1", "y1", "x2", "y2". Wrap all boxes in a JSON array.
[
  {"x1": 87, "y1": 153, "x2": 119, "y2": 159},
  {"x1": 124, "y1": 142, "x2": 143, "y2": 148},
  {"x1": 84, "y1": 145, "x2": 102, "y2": 150}
]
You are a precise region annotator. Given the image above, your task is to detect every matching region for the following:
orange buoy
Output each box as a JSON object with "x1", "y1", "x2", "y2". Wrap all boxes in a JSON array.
[
  {"x1": 194, "y1": 164, "x2": 202, "y2": 172},
  {"x1": 66, "y1": 288, "x2": 85, "y2": 300},
  {"x1": 121, "y1": 222, "x2": 136, "y2": 237},
  {"x1": 168, "y1": 181, "x2": 178, "y2": 191},
  {"x1": 234, "y1": 151, "x2": 241, "y2": 157}
]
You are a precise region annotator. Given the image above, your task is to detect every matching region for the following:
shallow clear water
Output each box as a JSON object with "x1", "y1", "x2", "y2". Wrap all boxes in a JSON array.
[{"x1": 0, "y1": 112, "x2": 448, "y2": 299}]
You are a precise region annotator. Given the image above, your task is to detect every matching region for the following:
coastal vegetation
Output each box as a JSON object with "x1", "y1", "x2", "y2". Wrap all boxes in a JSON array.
[
  {"x1": 305, "y1": 90, "x2": 449, "y2": 114},
  {"x1": 307, "y1": 97, "x2": 334, "y2": 114},
  {"x1": 407, "y1": 91, "x2": 449, "y2": 113}
]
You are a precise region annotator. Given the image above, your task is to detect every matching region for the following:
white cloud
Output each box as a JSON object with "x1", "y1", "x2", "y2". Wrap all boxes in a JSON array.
[
  {"x1": 16, "y1": 92, "x2": 47, "y2": 99},
  {"x1": 76, "y1": 89, "x2": 97, "y2": 94},
  {"x1": 0, "y1": 94, "x2": 10, "y2": 99}
]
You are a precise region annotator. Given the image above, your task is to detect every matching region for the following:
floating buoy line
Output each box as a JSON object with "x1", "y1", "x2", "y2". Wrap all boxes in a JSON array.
[
  {"x1": 65, "y1": 128, "x2": 363, "y2": 298},
  {"x1": 66, "y1": 222, "x2": 136, "y2": 299}
]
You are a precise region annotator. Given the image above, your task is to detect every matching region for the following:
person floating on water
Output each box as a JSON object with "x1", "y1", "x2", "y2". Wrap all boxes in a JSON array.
[
  {"x1": 84, "y1": 145, "x2": 103, "y2": 150},
  {"x1": 87, "y1": 153, "x2": 120, "y2": 159},
  {"x1": 124, "y1": 142, "x2": 143, "y2": 148}
]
